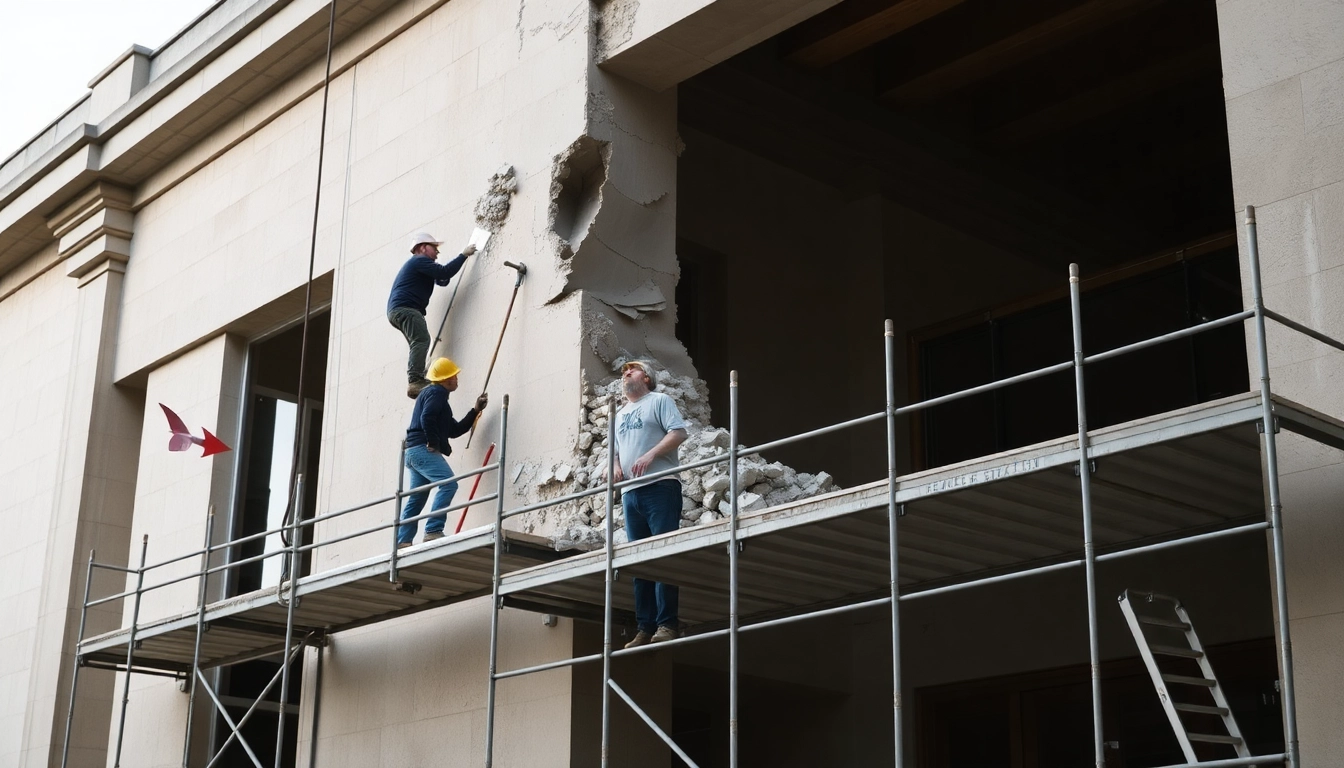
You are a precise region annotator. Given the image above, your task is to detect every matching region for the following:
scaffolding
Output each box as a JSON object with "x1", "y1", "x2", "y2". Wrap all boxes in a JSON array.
[{"x1": 62, "y1": 207, "x2": 1344, "y2": 768}]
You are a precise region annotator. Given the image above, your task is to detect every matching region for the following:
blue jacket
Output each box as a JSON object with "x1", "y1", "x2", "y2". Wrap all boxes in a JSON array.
[
  {"x1": 387, "y1": 254, "x2": 467, "y2": 315},
  {"x1": 406, "y1": 383, "x2": 476, "y2": 455}
]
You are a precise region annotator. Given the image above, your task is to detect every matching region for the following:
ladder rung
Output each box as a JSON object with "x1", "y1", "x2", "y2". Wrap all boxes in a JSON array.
[
  {"x1": 1174, "y1": 703, "x2": 1230, "y2": 716},
  {"x1": 1162, "y1": 674, "x2": 1217, "y2": 687},
  {"x1": 1187, "y1": 733, "x2": 1243, "y2": 745},
  {"x1": 1139, "y1": 616, "x2": 1192, "y2": 630},
  {"x1": 1151, "y1": 644, "x2": 1203, "y2": 659}
]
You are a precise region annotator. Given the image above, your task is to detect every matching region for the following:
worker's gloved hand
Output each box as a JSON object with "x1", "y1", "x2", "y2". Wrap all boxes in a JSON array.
[
  {"x1": 461, "y1": 243, "x2": 478, "y2": 257},
  {"x1": 475, "y1": 393, "x2": 489, "y2": 411}
]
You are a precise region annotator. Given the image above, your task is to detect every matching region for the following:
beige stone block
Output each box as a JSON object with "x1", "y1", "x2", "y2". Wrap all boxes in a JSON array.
[
  {"x1": 1225, "y1": 77, "x2": 1314, "y2": 206},
  {"x1": 1217, "y1": 0, "x2": 1344, "y2": 100},
  {"x1": 501, "y1": 33, "x2": 587, "y2": 110},
  {"x1": 1241, "y1": 191, "x2": 1326, "y2": 287},
  {"x1": 1301, "y1": 57, "x2": 1344, "y2": 135},
  {"x1": 313, "y1": 729, "x2": 383, "y2": 768},
  {"x1": 1290, "y1": 611, "x2": 1344, "y2": 766},
  {"x1": 475, "y1": 30, "x2": 521, "y2": 89},
  {"x1": 1279, "y1": 462, "x2": 1344, "y2": 620},
  {"x1": 1313, "y1": 182, "x2": 1344, "y2": 273}
]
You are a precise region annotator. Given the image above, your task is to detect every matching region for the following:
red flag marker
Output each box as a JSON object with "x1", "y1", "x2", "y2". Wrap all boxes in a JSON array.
[{"x1": 160, "y1": 403, "x2": 231, "y2": 457}]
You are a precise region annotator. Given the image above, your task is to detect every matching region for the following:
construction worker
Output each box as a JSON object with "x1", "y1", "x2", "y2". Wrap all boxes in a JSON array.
[
  {"x1": 398, "y1": 357, "x2": 488, "y2": 548},
  {"x1": 611, "y1": 360, "x2": 689, "y2": 646},
  {"x1": 387, "y1": 232, "x2": 477, "y2": 398}
]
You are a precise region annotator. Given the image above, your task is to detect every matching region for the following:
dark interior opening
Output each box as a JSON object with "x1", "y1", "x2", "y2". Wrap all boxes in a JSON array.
[
  {"x1": 675, "y1": 0, "x2": 1244, "y2": 484},
  {"x1": 215, "y1": 312, "x2": 328, "y2": 767}
]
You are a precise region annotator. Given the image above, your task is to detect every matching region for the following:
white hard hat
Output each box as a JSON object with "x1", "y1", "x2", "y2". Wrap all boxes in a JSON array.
[{"x1": 409, "y1": 232, "x2": 442, "y2": 252}]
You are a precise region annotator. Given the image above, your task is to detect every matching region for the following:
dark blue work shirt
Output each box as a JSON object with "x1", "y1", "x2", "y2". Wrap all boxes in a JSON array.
[
  {"x1": 386, "y1": 254, "x2": 467, "y2": 315},
  {"x1": 406, "y1": 383, "x2": 477, "y2": 456}
]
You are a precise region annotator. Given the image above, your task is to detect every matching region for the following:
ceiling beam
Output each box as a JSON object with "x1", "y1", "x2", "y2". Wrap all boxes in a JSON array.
[
  {"x1": 680, "y1": 62, "x2": 1127, "y2": 269},
  {"x1": 880, "y1": 0, "x2": 1165, "y2": 106},
  {"x1": 987, "y1": 44, "x2": 1222, "y2": 145},
  {"x1": 781, "y1": 0, "x2": 967, "y2": 68}
]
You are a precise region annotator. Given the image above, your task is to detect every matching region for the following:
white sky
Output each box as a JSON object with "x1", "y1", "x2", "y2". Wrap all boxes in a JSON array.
[{"x1": 0, "y1": 0, "x2": 216, "y2": 162}]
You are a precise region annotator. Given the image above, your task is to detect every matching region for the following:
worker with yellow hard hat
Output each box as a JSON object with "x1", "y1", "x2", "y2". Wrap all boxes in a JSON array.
[{"x1": 397, "y1": 357, "x2": 488, "y2": 548}]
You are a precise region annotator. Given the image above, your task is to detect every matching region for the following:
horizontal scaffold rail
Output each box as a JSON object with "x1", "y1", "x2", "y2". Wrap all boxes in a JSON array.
[
  {"x1": 494, "y1": 391, "x2": 1337, "y2": 612},
  {"x1": 78, "y1": 527, "x2": 563, "y2": 672},
  {"x1": 78, "y1": 390, "x2": 1344, "y2": 672}
]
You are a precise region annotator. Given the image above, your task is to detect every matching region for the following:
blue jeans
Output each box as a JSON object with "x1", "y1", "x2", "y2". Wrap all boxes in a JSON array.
[
  {"x1": 622, "y1": 479, "x2": 681, "y2": 632},
  {"x1": 399, "y1": 445, "x2": 458, "y2": 545}
]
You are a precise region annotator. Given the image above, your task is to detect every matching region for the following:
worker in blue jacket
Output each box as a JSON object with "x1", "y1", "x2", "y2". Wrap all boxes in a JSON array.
[
  {"x1": 398, "y1": 357, "x2": 488, "y2": 548},
  {"x1": 388, "y1": 232, "x2": 477, "y2": 398}
]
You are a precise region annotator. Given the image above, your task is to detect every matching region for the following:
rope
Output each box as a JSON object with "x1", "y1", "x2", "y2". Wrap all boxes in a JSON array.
[{"x1": 283, "y1": 0, "x2": 339, "y2": 546}]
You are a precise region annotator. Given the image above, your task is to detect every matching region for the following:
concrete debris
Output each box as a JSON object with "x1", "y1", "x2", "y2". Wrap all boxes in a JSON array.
[
  {"x1": 474, "y1": 165, "x2": 518, "y2": 232},
  {"x1": 583, "y1": 310, "x2": 621, "y2": 363},
  {"x1": 527, "y1": 356, "x2": 837, "y2": 551}
]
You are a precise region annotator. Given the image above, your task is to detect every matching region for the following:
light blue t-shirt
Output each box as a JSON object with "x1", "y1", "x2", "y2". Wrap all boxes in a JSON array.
[{"x1": 615, "y1": 391, "x2": 688, "y2": 490}]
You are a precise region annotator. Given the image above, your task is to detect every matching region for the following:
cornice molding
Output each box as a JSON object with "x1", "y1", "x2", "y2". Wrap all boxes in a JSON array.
[{"x1": 47, "y1": 183, "x2": 137, "y2": 282}]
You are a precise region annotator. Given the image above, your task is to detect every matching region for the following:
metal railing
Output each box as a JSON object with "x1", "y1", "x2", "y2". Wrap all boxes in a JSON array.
[{"x1": 65, "y1": 205, "x2": 1343, "y2": 768}]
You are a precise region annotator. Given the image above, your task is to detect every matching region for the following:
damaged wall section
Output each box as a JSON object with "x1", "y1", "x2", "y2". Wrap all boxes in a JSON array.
[{"x1": 510, "y1": 356, "x2": 837, "y2": 551}]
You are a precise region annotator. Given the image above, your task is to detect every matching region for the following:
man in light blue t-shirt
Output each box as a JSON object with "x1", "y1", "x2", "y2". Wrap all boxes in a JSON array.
[{"x1": 611, "y1": 360, "x2": 688, "y2": 647}]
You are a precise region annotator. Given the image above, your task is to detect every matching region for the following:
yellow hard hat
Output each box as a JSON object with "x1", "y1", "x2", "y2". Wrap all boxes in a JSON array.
[{"x1": 426, "y1": 357, "x2": 461, "y2": 381}]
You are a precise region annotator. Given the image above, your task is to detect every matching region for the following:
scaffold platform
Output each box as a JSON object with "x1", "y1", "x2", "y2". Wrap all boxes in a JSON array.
[{"x1": 78, "y1": 391, "x2": 1344, "y2": 673}]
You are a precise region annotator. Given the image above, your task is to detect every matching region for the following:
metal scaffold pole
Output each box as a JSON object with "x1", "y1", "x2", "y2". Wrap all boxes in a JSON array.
[
  {"x1": 275, "y1": 474, "x2": 304, "y2": 768},
  {"x1": 183, "y1": 508, "x2": 216, "y2": 767},
  {"x1": 600, "y1": 398, "x2": 617, "y2": 768},
  {"x1": 1245, "y1": 205, "x2": 1301, "y2": 767},
  {"x1": 728, "y1": 370, "x2": 740, "y2": 768},
  {"x1": 1068, "y1": 263, "x2": 1106, "y2": 768},
  {"x1": 484, "y1": 395, "x2": 509, "y2": 768},
  {"x1": 390, "y1": 441, "x2": 407, "y2": 583},
  {"x1": 884, "y1": 321, "x2": 905, "y2": 768},
  {"x1": 306, "y1": 639, "x2": 326, "y2": 768},
  {"x1": 59, "y1": 549, "x2": 96, "y2": 768},
  {"x1": 114, "y1": 535, "x2": 149, "y2": 767}
]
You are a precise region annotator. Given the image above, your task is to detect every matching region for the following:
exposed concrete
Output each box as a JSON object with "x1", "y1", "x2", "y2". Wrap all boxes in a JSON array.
[
  {"x1": 548, "y1": 136, "x2": 610, "y2": 265},
  {"x1": 473, "y1": 164, "x2": 519, "y2": 233}
]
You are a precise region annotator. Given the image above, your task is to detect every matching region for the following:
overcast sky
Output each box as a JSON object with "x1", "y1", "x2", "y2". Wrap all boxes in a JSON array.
[{"x1": 0, "y1": 0, "x2": 215, "y2": 162}]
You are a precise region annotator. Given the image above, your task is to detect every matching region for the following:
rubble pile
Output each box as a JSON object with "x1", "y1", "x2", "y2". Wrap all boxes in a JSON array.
[{"x1": 513, "y1": 359, "x2": 837, "y2": 551}]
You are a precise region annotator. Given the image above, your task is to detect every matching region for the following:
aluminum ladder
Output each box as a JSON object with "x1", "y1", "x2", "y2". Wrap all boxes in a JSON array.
[{"x1": 1118, "y1": 589, "x2": 1252, "y2": 764}]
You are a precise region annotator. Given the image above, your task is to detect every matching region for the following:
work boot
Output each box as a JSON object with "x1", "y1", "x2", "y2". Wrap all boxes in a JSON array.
[
  {"x1": 407, "y1": 379, "x2": 430, "y2": 399},
  {"x1": 624, "y1": 630, "x2": 652, "y2": 649},
  {"x1": 424, "y1": 532, "x2": 444, "y2": 543},
  {"x1": 397, "y1": 542, "x2": 412, "y2": 550},
  {"x1": 650, "y1": 625, "x2": 679, "y2": 644}
]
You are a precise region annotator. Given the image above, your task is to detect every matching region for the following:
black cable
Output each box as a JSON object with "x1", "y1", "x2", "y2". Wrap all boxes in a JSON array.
[{"x1": 283, "y1": 0, "x2": 338, "y2": 547}]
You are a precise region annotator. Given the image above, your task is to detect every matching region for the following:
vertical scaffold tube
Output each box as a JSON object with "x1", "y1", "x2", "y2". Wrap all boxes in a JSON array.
[
  {"x1": 59, "y1": 549, "x2": 96, "y2": 768},
  {"x1": 390, "y1": 440, "x2": 407, "y2": 583},
  {"x1": 728, "y1": 370, "x2": 740, "y2": 768},
  {"x1": 884, "y1": 321, "x2": 905, "y2": 768},
  {"x1": 183, "y1": 508, "x2": 216, "y2": 767},
  {"x1": 600, "y1": 398, "x2": 617, "y2": 768},
  {"x1": 484, "y1": 395, "x2": 509, "y2": 768},
  {"x1": 1245, "y1": 205, "x2": 1301, "y2": 767},
  {"x1": 307, "y1": 639, "x2": 326, "y2": 768},
  {"x1": 114, "y1": 535, "x2": 149, "y2": 767},
  {"x1": 275, "y1": 475, "x2": 304, "y2": 768},
  {"x1": 1068, "y1": 263, "x2": 1105, "y2": 768}
]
